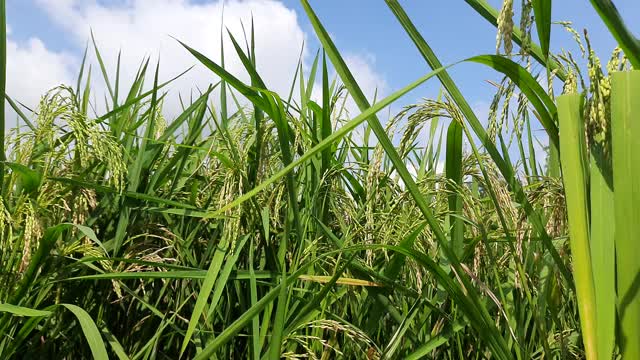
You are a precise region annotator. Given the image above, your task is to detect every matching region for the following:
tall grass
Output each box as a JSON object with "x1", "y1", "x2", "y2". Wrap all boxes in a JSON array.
[
  {"x1": 0, "y1": 0, "x2": 638, "y2": 358},
  {"x1": 0, "y1": 0, "x2": 6, "y2": 194}
]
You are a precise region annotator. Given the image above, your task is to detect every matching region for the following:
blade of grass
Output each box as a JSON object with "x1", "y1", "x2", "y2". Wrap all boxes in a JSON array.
[
  {"x1": 384, "y1": 0, "x2": 571, "y2": 286},
  {"x1": 61, "y1": 304, "x2": 109, "y2": 360},
  {"x1": 463, "y1": 0, "x2": 566, "y2": 80},
  {"x1": 381, "y1": 298, "x2": 423, "y2": 359},
  {"x1": 466, "y1": 55, "x2": 558, "y2": 149},
  {"x1": 405, "y1": 321, "x2": 466, "y2": 360},
  {"x1": 301, "y1": 2, "x2": 512, "y2": 357},
  {"x1": 589, "y1": 0, "x2": 640, "y2": 69},
  {"x1": 364, "y1": 223, "x2": 427, "y2": 334},
  {"x1": 0, "y1": 304, "x2": 52, "y2": 317},
  {"x1": 1, "y1": 303, "x2": 111, "y2": 360},
  {"x1": 186, "y1": 64, "x2": 451, "y2": 219},
  {"x1": 191, "y1": 247, "x2": 343, "y2": 360},
  {"x1": 5, "y1": 224, "x2": 67, "y2": 306},
  {"x1": 3, "y1": 161, "x2": 42, "y2": 195},
  {"x1": 113, "y1": 60, "x2": 161, "y2": 255},
  {"x1": 219, "y1": 6, "x2": 228, "y2": 126},
  {"x1": 91, "y1": 30, "x2": 115, "y2": 104},
  {"x1": 0, "y1": 0, "x2": 5, "y2": 198},
  {"x1": 283, "y1": 254, "x2": 356, "y2": 335},
  {"x1": 176, "y1": 38, "x2": 266, "y2": 109},
  {"x1": 532, "y1": 0, "x2": 552, "y2": 59},
  {"x1": 75, "y1": 43, "x2": 88, "y2": 103},
  {"x1": 191, "y1": 244, "x2": 461, "y2": 360},
  {"x1": 50, "y1": 177, "x2": 200, "y2": 210},
  {"x1": 205, "y1": 234, "x2": 250, "y2": 319},
  {"x1": 221, "y1": 33, "x2": 307, "y2": 355},
  {"x1": 445, "y1": 119, "x2": 464, "y2": 257},
  {"x1": 114, "y1": 50, "x2": 121, "y2": 107},
  {"x1": 556, "y1": 93, "x2": 597, "y2": 359},
  {"x1": 100, "y1": 326, "x2": 131, "y2": 360},
  {"x1": 611, "y1": 70, "x2": 640, "y2": 359},
  {"x1": 525, "y1": 114, "x2": 539, "y2": 178},
  {"x1": 179, "y1": 233, "x2": 231, "y2": 356},
  {"x1": 590, "y1": 145, "x2": 615, "y2": 360},
  {"x1": 249, "y1": 236, "x2": 261, "y2": 360},
  {"x1": 65, "y1": 270, "x2": 274, "y2": 281},
  {"x1": 5, "y1": 95, "x2": 35, "y2": 131}
]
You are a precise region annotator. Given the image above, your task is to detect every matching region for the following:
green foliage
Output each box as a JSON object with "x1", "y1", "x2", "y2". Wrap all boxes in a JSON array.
[
  {"x1": 611, "y1": 71, "x2": 640, "y2": 359},
  {"x1": 0, "y1": 0, "x2": 638, "y2": 359}
]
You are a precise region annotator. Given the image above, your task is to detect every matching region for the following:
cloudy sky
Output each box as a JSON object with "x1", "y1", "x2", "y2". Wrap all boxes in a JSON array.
[{"x1": 4, "y1": 0, "x2": 640, "y2": 131}]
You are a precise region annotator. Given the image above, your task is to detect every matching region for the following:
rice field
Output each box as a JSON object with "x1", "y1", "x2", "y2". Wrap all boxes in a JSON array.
[{"x1": 0, "y1": 0, "x2": 638, "y2": 359}]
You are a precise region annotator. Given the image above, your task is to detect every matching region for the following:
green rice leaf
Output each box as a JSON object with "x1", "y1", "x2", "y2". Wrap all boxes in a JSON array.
[
  {"x1": 3, "y1": 161, "x2": 42, "y2": 194},
  {"x1": 463, "y1": 0, "x2": 566, "y2": 80},
  {"x1": 611, "y1": 70, "x2": 640, "y2": 359},
  {"x1": 466, "y1": 55, "x2": 558, "y2": 150},
  {"x1": 445, "y1": 120, "x2": 464, "y2": 257},
  {"x1": 0, "y1": 304, "x2": 52, "y2": 317},
  {"x1": 302, "y1": 1, "x2": 511, "y2": 357},
  {"x1": 61, "y1": 304, "x2": 109, "y2": 360},
  {"x1": 557, "y1": 93, "x2": 597, "y2": 359},
  {"x1": 532, "y1": 0, "x2": 552, "y2": 59},
  {"x1": 179, "y1": 239, "x2": 230, "y2": 356},
  {"x1": 384, "y1": 0, "x2": 571, "y2": 287},
  {"x1": 0, "y1": 0, "x2": 6, "y2": 194},
  {"x1": 590, "y1": 149, "x2": 616, "y2": 360},
  {"x1": 589, "y1": 0, "x2": 640, "y2": 69}
]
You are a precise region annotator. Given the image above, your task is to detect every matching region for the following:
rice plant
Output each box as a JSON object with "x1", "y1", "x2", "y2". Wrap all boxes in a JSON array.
[{"x1": 0, "y1": 0, "x2": 638, "y2": 358}]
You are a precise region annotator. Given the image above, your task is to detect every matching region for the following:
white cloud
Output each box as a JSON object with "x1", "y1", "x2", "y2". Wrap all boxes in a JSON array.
[
  {"x1": 342, "y1": 52, "x2": 388, "y2": 116},
  {"x1": 309, "y1": 51, "x2": 387, "y2": 118},
  {"x1": 33, "y1": 0, "x2": 310, "y2": 118},
  {"x1": 4, "y1": 0, "x2": 389, "y2": 142},
  {"x1": 33, "y1": 0, "x2": 390, "y2": 123},
  {"x1": 472, "y1": 100, "x2": 491, "y2": 127},
  {"x1": 344, "y1": 53, "x2": 387, "y2": 101},
  {"x1": 330, "y1": 52, "x2": 389, "y2": 147}
]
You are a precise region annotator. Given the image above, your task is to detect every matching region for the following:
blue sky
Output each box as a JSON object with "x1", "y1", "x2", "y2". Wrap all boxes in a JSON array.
[{"x1": 4, "y1": 0, "x2": 640, "y2": 129}]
